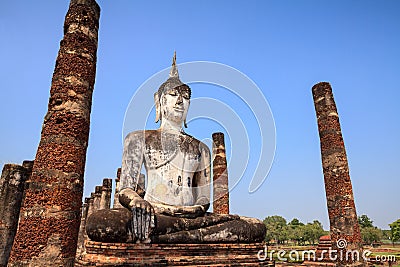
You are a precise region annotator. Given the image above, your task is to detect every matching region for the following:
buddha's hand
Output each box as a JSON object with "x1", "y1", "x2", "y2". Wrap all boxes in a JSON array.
[{"x1": 130, "y1": 198, "x2": 155, "y2": 242}]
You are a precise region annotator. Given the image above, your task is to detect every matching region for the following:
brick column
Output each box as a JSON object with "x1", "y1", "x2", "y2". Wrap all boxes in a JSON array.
[
  {"x1": 112, "y1": 168, "x2": 123, "y2": 209},
  {"x1": 212, "y1": 132, "x2": 229, "y2": 214},
  {"x1": 312, "y1": 82, "x2": 363, "y2": 265},
  {"x1": 8, "y1": 1, "x2": 100, "y2": 266},
  {"x1": 0, "y1": 164, "x2": 30, "y2": 267},
  {"x1": 99, "y1": 178, "x2": 112, "y2": 210}
]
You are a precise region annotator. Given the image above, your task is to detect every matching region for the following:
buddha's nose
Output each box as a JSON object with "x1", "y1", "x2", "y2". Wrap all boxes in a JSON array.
[{"x1": 176, "y1": 95, "x2": 183, "y2": 105}]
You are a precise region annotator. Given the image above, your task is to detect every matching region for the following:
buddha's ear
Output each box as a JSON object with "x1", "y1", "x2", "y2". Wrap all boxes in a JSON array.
[{"x1": 154, "y1": 93, "x2": 161, "y2": 123}]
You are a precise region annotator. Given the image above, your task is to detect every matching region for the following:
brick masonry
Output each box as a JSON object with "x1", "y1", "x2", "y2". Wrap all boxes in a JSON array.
[
  {"x1": 75, "y1": 241, "x2": 273, "y2": 266},
  {"x1": 8, "y1": 1, "x2": 100, "y2": 266},
  {"x1": 212, "y1": 132, "x2": 230, "y2": 214},
  {"x1": 312, "y1": 82, "x2": 363, "y2": 266}
]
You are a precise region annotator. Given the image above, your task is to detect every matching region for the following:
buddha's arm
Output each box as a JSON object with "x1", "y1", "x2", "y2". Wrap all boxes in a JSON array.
[
  {"x1": 119, "y1": 131, "x2": 155, "y2": 241},
  {"x1": 119, "y1": 131, "x2": 145, "y2": 208},
  {"x1": 193, "y1": 142, "x2": 211, "y2": 212}
]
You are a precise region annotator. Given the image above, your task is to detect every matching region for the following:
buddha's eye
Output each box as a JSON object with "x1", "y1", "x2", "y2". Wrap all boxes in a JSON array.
[
  {"x1": 182, "y1": 93, "x2": 189, "y2": 100},
  {"x1": 168, "y1": 90, "x2": 177, "y2": 96}
]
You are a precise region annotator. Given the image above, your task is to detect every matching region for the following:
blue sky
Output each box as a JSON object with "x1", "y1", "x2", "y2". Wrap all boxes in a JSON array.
[{"x1": 0, "y1": 1, "x2": 399, "y2": 230}]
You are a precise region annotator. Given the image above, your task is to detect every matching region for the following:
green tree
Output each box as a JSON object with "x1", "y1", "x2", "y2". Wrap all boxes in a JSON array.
[
  {"x1": 382, "y1": 229, "x2": 391, "y2": 240},
  {"x1": 358, "y1": 215, "x2": 383, "y2": 244},
  {"x1": 361, "y1": 227, "x2": 383, "y2": 245},
  {"x1": 287, "y1": 218, "x2": 304, "y2": 244},
  {"x1": 302, "y1": 220, "x2": 325, "y2": 245},
  {"x1": 263, "y1": 215, "x2": 288, "y2": 244},
  {"x1": 389, "y1": 219, "x2": 400, "y2": 245},
  {"x1": 288, "y1": 218, "x2": 304, "y2": 228},
  {"x1": 358, "y1": 215, "x2": 374, "y2": 228}
]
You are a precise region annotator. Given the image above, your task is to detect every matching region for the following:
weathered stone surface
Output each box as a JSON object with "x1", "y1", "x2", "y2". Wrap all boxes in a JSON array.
[
  {"x1": 212, "y1": 132, "x2": 230, "y2": 214},
  {"x1": 154, "y1": 213, "x2": 240, "y2": 235},
  {"x1": 86, "y1": 208, "x2": 132, "y2": 243},
  {"x1": 8, "y1": 1, "x2": 100, "y2": 266},
  {"x1": 86, "y1": 208, "x2": 266, "y2": 244},
  {"x1": 312, "y1": 82, "x2": 363, "y2": 266},
  {"x1": 156, "y1": 216, "x2": 266, "y2": 244},
  {"x1": 0, "y1": 163, "x2": 31, "y2": 267}
]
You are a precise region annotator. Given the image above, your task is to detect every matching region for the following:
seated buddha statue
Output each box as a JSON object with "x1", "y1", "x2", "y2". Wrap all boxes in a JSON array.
[{"x1": 86, "y1": 53, "x2": 266, "y2": 243}]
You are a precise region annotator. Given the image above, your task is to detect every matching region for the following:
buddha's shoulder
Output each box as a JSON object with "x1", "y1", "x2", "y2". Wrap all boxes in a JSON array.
[
  {"x1": 124, "y1": 130, "x2": 158, "y2": 142},
  {"x1": 124, "y1": 130, "x2": 210, "y2": 153}
]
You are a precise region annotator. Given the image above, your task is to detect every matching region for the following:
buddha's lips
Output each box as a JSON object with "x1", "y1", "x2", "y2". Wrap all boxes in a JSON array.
[{"x1": 173, "y1": 108, "x2": 184, "y2": 112}]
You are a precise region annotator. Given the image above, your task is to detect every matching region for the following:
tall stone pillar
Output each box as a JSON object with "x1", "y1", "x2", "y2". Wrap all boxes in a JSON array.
[
  {"x1": 99, "y1": 178, "x2": 112, "y2": 210},
  {"x1": 212, "y1": 132, "x2": 229, "y2": 214},
  {"x1": 312, "y1": 82, "x2": 363, "y2": 266},
  {"x1": 0, "y1": 164, "x2": 30, "y2": 267},
  {"x1": 113, "y1": 168, "x2": 123, "y2": 209},
  {"x1": 8, "y1": 1, "x2": 100, "y2": 266}
]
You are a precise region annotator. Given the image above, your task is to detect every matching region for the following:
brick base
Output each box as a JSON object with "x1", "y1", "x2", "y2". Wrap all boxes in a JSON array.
[{"x1": 75, "y1": 241, "x2": 274, "y2": 266}]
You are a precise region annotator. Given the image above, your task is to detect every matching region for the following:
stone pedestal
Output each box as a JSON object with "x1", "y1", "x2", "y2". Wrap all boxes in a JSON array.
[{"x1": 75, "y1": 241, "x2": 273, "y2": 266}]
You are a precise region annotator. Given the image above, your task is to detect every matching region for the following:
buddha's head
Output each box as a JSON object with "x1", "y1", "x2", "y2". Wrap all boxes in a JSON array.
[{"x1": 155, "y1": 52, "x2": 191, "y2": 128}]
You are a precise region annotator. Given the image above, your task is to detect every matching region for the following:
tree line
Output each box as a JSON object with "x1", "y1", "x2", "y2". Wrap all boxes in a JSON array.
[
  {"x1": 359, "y1": 215, "x2": 400, "y2": 245},
  {"x1": 263, "y1": 215, "x2": 326, "y2": 245},
  {"x1": 263, "y1": 215, "x2": 400, "y2": 246}
]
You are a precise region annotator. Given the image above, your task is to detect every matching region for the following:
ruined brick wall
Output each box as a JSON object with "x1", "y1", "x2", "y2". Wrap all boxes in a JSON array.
[
  {"x1": 212, "y1": 132, "x2": 230, "y2": 214},
  {"x1": 76, "y1": 179, "x2": 111, "y2": 261},
  {"x1": 8, "y1": 1, "x2": 100, "y2": 266},
  {"x1": 312, "y1": 82, "x2": 362, "y2": 265},
  {"x1": 0, "y1": 162, "x2": 32, "y2": 267}
]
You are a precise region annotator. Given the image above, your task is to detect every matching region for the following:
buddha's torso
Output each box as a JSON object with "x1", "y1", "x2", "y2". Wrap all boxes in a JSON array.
[{"x1": 141, "y1": 130, "x2": 203, "y2": 206}]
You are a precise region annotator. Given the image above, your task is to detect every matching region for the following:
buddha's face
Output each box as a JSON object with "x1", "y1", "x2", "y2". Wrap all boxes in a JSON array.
[{"x1": 160, "y1": 87, "x2": 190, "y2": 125}]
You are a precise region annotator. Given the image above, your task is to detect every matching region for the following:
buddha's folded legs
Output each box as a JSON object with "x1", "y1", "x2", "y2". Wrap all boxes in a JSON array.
[
  {"x1": 86, "y1": 208, "x2": 266, "y2": 243},
  {"x1": 154, "y1": 215, "x2": 266, "y2": 243}
]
